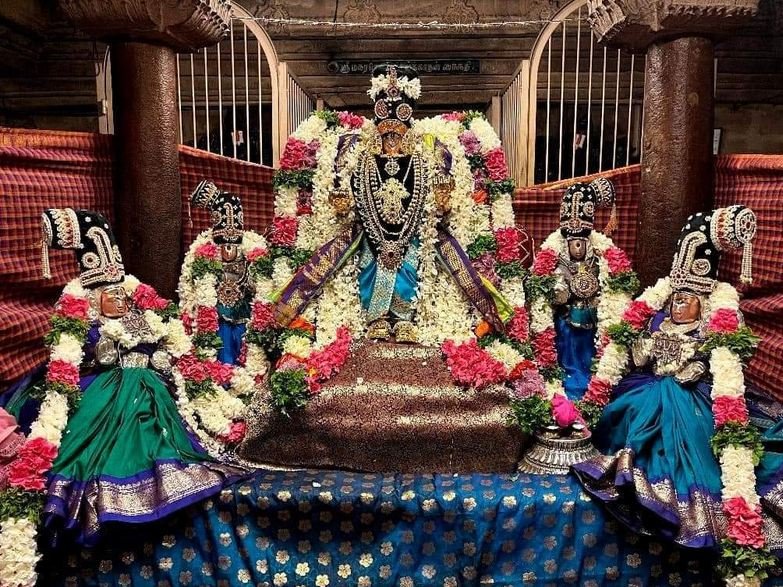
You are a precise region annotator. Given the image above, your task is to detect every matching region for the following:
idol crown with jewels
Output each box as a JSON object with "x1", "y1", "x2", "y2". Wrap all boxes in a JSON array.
[{"x1": 191, "y1": 179, "x2": 245, "y2": 244}]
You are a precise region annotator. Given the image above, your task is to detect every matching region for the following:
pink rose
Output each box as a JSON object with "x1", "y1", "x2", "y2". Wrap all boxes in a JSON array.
[
  {"x1": 532, "y1": 249, "x2": 558, "y2": 276},
  {"x1": 251, "y1": 302, "x2": 276, "y2": 331},
  {"x1": 7, "y1": 438, "x2": 58, "y2": 492},
  {"x1": 279, "y1": 138, "x2": 309, "y2": 171},
  {"x1": 707, "y1": 308, "x2": 741, "y2": 334},
  {"x1": 222, "y1": 421, "x2": 247, "y2": 444},
  {"x1": 724, "y1": 497, "x2": 765, "y2": 549},
  {"x1": 584, "y1": 377, "x2": 613, "y2": 407},
  {"x1": 245, "y1": 247, "x2": 268, "y2": 263},
  {"x1": 270, "y1": 216, "x2": 298, "y2": 247},
  {"x1": 552, "y1": 395, "x2": 581, "y2": 428},
  {"x1": 306, "y1": 326, "x2": 351, "y2": 383},
  {"x1": 196, "y1": 307, "x2": 219, "y2": 333},
  {"x1": 176, "y1": 354, "x2": 209, "y2": 382},
  {"x1": 47, "y1": 359, "x2": 79, "y2": 387},
  {"x1": 338, "y1": 111, "x2": 364, "y2": 129},
  {"x1": 622, "y1": 300, "x2": 655, "y2": 330},
  {"x1": 56, "y1": 294, "x2": 90, "y2": 320},
  {"x1": 442, "y1": 339, "x2": 507, "y2": 389},
  {"x1": 442, "y1": 111, "x2": 465, "y2": 122},
  {"x1": 195, "y1": 242, "x2": 219, "y2": 260},
  {"x1": 181, "y1": 312, "x2": 193, "y2": 335},
  {"x1": 532, "y1": 328, "x2": 558, "y2": 368},
  {"x1": 494, "y1": 227, "x2": 522, "y2": 263},
  {"x1": 485, "y1": 147, "x2": 508, "y2": 182},
  {"x1": 713, "y1": 395, "x2": 749, "y2": 427},
  {"x1": 206, "y1": 360, "x2": 234, "y2": 385},
  {"x1": 604, "y1": 247, "x2": 632, "y2": 274},
  {"x1": 132, "y1": 284, "x2": 169, "y2": 311},
  {"x1": 508, "y1": 307, "x2": 530, "y2": 343}
]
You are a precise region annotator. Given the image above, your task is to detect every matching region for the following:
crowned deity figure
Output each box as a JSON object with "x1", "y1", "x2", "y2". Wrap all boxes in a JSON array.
[
  {"x1": 180, "y1": 181, "x2": 266, "y2": 365},
  {"x1": 573, "y1": 206, "x2": 764, "y2": 556},
  {"x1": 29, "y1": 209, "x2": 244, "y2": 545}
]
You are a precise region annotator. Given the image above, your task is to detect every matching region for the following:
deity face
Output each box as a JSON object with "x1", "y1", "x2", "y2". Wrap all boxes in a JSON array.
[
  {"x1": 670, "y1": 291, "x2": 702, "y2": 324},
  {"x1": 221, "y1": 243, "x2": 239, "y2": 262},
  {"x1": 99, "y1": 285, "x2": 129, "y2": 318},
  {"x1": 567, "y1": 237, "x2": 588, "y2": 261}
]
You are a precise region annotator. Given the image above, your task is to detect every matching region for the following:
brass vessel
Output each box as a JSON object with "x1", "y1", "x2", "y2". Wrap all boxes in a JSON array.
[{"x1": 518, "y1": 425, "x2": 600, "y2": 475}]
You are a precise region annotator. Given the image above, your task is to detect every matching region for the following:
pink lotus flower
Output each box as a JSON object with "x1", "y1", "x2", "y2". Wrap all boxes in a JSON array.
[
  {"x1": 584, "y1": 377, "x2": 613, "y2": 406},
  {"x1": 604, "y1": 247, "x2": 632, "y2": 274},
  {"x1": 47, "y1": 359, "x2": 79, "y2": 387},
  {"x1": 195, "y1": 242, "x2": 219, "y2": 260},
  {"x1": 338, "y1": 111, "x2": 364, "y2": 129},
  {"x1": 269, "y1": 216, "x2": 298, "y2": 247},
  {"x1": 495, "y1": 227, "x2": 522, "y2": 263},
  {"x1": 622, "y1": 300, "x2": 655, "y2": 330},
  {"x1": 56, "y1": 294, "x2": 90, "y2": 320},
  {"x1": 532, "y1": 328, "x2": 558, "y2": 367},
  {"x1": 508, "y1": 307, "x2": 530, "y2": 343},
  {"x1": 245, "y1": 247, "x2": 268, "y2": 262},
  {"x1": 552, "y1": 395, "x2": 580, "y2": 428},
  {"x1": 442, "y1": 339, "x2": 507, "y2": 389},
  {"x1": 707, "y1": 308, "x2": 741, "y2": 334},
  {"x1": 132, "y1": 284, "x2": 169, "y2": 311},
  {"x1": 251, "y1": 302, "x2": 276, "y2": 331},
  {"x1": 485, "y1": 147, "x2": 508, "y2": 182},
  {"x1": 713, "y1": 395, "x2": 749, "y2": 427},
  {"x1": 532, "y1": 248, "x2": 558, "y2": 276},
  {"x1": 724, "y1": 497, "x2": 765, "y2": 549},
  {"x1": 196, "y1": 306, "x2": 219, "y2": 333}
]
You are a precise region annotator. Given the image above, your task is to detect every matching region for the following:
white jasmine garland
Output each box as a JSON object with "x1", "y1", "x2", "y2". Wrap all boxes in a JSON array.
[
  {"x1": 27, "y1": 391, "x2": 69, "y2": 447},
  {"x1": 272, "y1": 256, "x2": 294, "y2": 290},
  {"x1": 193, "y1": 275, "x2": 218, "y2": 308},
  {"x1": 367, "y1": 74, "x2": 421, "y2": 101},
  {"x1": 49, "y1": 333, "x2": 84, "y2": 365},
  {"x1": 710, "y1": 347, "x2": 746, "y2": 398},
  {"x1": 291, "y1": 114, "x2": 327, "y2": 143},
  {"x1": 164, "y1": 319, "x2": 192, "y2": 358},
  {"x1": 469, "y1": 117, "x2": 502, "y2": 152},
  {"x1": 485, "y1": 340, "x2": 524, "y2": 371},
  {"x1": 142, "y1": 310, "x2": 167, "y2": 343},
  {"x1": 490, "y1": 194, "x2": 516, "y2": 229},
  {"x1": 0, "y1": 518, "x2": 40, "y2": 587},
  {"x1": 500, "y1": 276, "x2": 526, "y2": 310},
  {"x1": 283, "y1": 335, "x2": 313, "y2": 358},
  {"x1": 275, "y1": 185, "x2": 299, "y2": 217},
  {"x1": 720, "y1": 446, "x2": 761, "y2": 508}
]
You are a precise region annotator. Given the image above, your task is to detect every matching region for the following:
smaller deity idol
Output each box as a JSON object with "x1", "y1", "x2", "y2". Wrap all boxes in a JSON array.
[
  {"x1": 182, "y1": 180, "x2": 261, "y2": 364},
  {"x1": 574, "y1": 206, "x2": 760, "y2": 551},
  {"x1": 39, "y1": 208, "x2": 244, "y2": 545}
]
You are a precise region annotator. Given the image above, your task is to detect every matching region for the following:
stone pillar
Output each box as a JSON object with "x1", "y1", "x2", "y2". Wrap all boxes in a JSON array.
[
  {"x1": 58, "y1": 0, "x2": 231, "y2": 296},
  {"x1": 636, "y1": 37, "x2": 715, "y2": 286},
  {"x1": 587, "y1": 0, "x2": 759, "y2": 286},
  {"x1": 111, "y1": 43, "x2": 181, "y2": 297}
]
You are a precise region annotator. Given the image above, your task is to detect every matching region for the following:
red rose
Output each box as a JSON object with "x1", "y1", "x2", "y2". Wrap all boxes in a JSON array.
[
  {"x1": 532, "y1": 328, "x2": 558, "y2": 367},
  {"x1": 56, "y1": 294, "x2": 90, "y2": 320},
  {"x1": 622, "y1": 300, "x2": 655, "y2": 330},
  {"x1": 47, "y1": 359, "x2": 79, "y2": 387},
  {"x1": 584, "y1": 377, "x2": 613, "y2": 406},
  {"x1": 508, "y1": 307, "x2": 530, "y2": 343},
  {"x1": 251, "y1": 302, "x2": 276, "y2": 331},
  {"x1": 279, "y1": 138, "x2": 308, "y2": 171},
  {"x1": 195, "y1": 242, "x2": 219, "y2": 260},
  {"x1": 495, "y1": 227, "x2": 522, "y2": 263},
  {"x1": 196, "y1": 307, "x2": 219, "y2": 333},
  {"x1": 176, "y1": 354, "x2": 209, "y2": 382},
  {"x1": 509, "y1": 359, "x2": 536, "y2": 380},
  {"x1": 270, "y1": 216, "x2": 298, "y2": 247},
  {"x1": 713, "y1": 395, "x2": 749, "y2": 428},
  {"x1": 245, "y1": 247, "x2": 268, "y2": 263},
  {"x1": 206, "y1": 360, "x2": 234, "y2": 386},
  {"x1": 485, "y1": 147, "x2": 509, "y2": 182},
  {"x1": 724, "y1": 497, "x2": 765, "y2": 549},
  {"x1": 132, "y1": 284, "x2": 169, "y2": 311},
  {"x1": 604, "y1": 247, "x2": 632, "y2": 274},
  {"x1": 532, "y1": 249, "x2": 558, "y2": 276},
  {"x1": 707, "y1": 308, "x2": 741, "y2": 334}
]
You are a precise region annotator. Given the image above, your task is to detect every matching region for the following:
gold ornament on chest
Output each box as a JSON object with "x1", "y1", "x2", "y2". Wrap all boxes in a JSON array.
[
  {"x1": 119, "y1": 309, "x2": 153, "y2": 341},
  {"x1": 570, "y1": 263, "x2": 599, "y2": 300},
  {"x1": 217, "y1": 259, "x2": 248, "y2": 307},
  {"x1": 375, "y1": 177, "x2": 410, "y2": 224}
]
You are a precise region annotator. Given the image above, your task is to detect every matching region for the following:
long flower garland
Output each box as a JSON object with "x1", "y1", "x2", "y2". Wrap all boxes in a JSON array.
[
  {"x1": 581, "y1": 277, "x2": 776, "y2": 585},
  {"x1": 514, "y1": 230, "x2": 638, "y2": 432},
  {"x1": 177, "y1": 229, "x2": 275, "y2": 447},
  {"x1": 0, "y1": 277, "x2": 189, "y2": 587}
]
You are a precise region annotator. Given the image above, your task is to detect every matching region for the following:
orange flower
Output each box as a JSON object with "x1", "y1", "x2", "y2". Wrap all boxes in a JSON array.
[
  {"x1": 472, "y1": 190, "x2": 488, "y2": 205},
  {"x1": 474, "y1": 320, "x2": 493, "y2": 338},
  {"x1": 289, "y1": 316, "x2": 316, "y2": 335}
]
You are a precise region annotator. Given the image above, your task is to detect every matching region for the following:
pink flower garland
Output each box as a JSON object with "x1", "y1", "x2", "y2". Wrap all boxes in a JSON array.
[
  {"x1": 195, "y1": 242, "x2": 219, "y2": 260},
  {"x1": 55, "y1": 294, "x2": 90, "y2": 320},
  {"x1": 442, "y1": 339, "x2": 507, "y2": 389},
  {"x1": 270, "y1": 216, "x2": 298, "y2": 247},
  {"x1": 6, "y1": 438, "x2": 58, "y2": 492},
  {"x1": 132, "y1": 284, "x2": 169, "y2": 311},
  {"x1": 532, "y1": 248, "x2": 558, "y2": 276}
]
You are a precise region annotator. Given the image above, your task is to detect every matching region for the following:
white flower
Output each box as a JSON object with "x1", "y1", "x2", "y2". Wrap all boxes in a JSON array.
[
  {"x1": 121, "y1": 274, "x2": 141, "y2": 293},
  {"x1": 710, "y1": 347, "x2": 745, "y2": 398},
  {"x1": 142, "y1": 310, "x2": 167, "y2": 343},
  {"x1": 191, "y1": 394, "x2": 234, "y2": 436},
  {"x1": 468, "y1": 117, "x2": 501, "y2": 153},
  {"x1": 241, "y1": 230, "x2": 268, "y2": 252},
  {"x1": 245, "y1": 345, "x2": 269, "y2": 376},
  {"x1": 530, "y1": 298, "x2": 553, "y2": 334},
  {"x1": 283, "y1": 335, "x2": 312, "y2": 358},
  {"x1": 274, "y1": 185, "x2": 298, "y2": 217},
  {"x1": 706, "y1": 281, "x2": 740, "y2": 314},
  {"x1": 367, "y1": 74, "x2": 421, "y2": 101},
  {"x1": 588, "y1": 231, "x2": 614, "y2": 254},
  {"x1": 719, "y1": 446, "x2": 760, "y2": 508},
  {"x1": 194, "y1": 274, "x2": 218, "y2": 308},
  {"x1": 499, "y1": 276, "x2": 526, "y2": 310},
  {"x1": 598, "y1": 342, "x2": 629, "y2": 384},
  {"x1": 725, "y1": 575, "x2": 761, "y2": 587},
  {"x1": 62, "y1": 279, "x2": 87, "y2": 298},
  {"x1": 230, "y1": 370, "x2": 256, "y2": 398},
  {"x1": 291, "y1": 114, "x2": 327, "y2": 143},
  {"x1": 490, "y1": 195, "x2": 515, "y2": 229},
  {"x1": 163, "y1": 319, "x2": 192, "y2": 358},
  {"x1": 485, "y1": 340, "x2": 523, "y2": 371},
  {"x1": 272, "y1": 257, "x2": 294, "y2": 290},
  {"x1": 28, "y1": 391, "x2": 69, "y2": 447},
  {"x1": 0, "y1": 517, "x2": 41, "y2": 587},
  {"x1": 638, "y1": 277, "x2": 672, "y2": 311},
  {"x1": 544, "y1": 379, "x2": 564, "y2": 400},
  {"x1": 49, "y1": 333, "x2": 84, "y2": 365}
]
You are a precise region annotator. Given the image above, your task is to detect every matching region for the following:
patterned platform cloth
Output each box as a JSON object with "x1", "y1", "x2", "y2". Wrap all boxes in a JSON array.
[{"x1": 37, "y1": 470, "x2": 772, "y2": 587}]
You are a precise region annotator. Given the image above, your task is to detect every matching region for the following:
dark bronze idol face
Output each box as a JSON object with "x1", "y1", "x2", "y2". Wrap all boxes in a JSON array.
[
  {"x1": 567, "y1": 237, "x2": 588, "y2": 261},
  {"x1": 100, "y1": 285, "x2": 129, "y2": 318},
  {"x1": 670, "y1": 291, "x2": 701, "y2": 324}
]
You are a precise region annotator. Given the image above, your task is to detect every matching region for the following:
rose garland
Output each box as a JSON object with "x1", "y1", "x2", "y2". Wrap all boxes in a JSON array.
[
  {"x1": 0, "y1": 277, "x2": 189, "y2": 587},
  {"x1": 513, "y1": 230, "x2": 638, "y2": 432},
  {"x1": 581, "y1": 277, "x2": 776, "y2": 585},
  {"x1": 177, "y1": 229, "x2": 274, "y2": 447}
]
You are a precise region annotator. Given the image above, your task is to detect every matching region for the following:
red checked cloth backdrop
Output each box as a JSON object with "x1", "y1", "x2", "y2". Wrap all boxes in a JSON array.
[{"x1": 0, "y1": 126, "x2": 781, "y2": 402}]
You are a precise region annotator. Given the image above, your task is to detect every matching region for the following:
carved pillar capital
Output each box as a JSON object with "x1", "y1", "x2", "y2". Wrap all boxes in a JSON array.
[
  {"x1": 587, "y1": 0, "x2": 760, "y2": 47},
  {"x1": 58, "y1": 0, "x2": 231, "y2": 50}
]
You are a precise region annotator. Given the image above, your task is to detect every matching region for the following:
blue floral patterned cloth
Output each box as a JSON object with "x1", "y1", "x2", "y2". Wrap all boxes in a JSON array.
[{"x1": 39, "y1": 469, "x2": 783, "y2": 586}]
